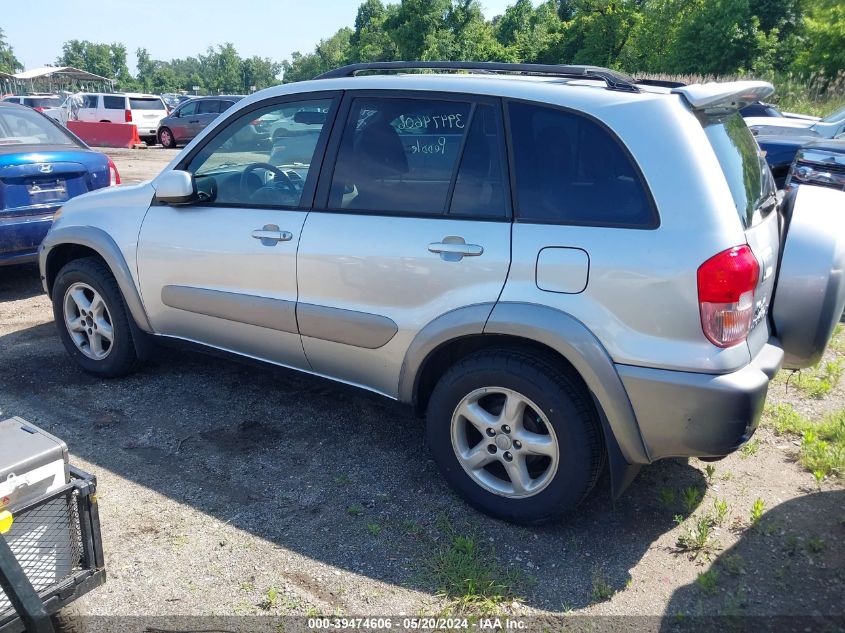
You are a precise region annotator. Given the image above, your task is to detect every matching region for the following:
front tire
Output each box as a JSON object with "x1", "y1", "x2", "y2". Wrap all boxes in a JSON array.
[
  {"x1": 52, "y1": 257, "x2": 138, "y2": 378},
  {"x1": 426, "y1": 348, "x2": 604, "y2": 524}
]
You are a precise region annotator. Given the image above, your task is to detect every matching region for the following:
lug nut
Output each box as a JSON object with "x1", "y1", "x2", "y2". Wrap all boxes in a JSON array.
[
  {"x1": 487, "y1": 444, "x2": 497, "y2": 454},
  {"x1": 513, "y1": 440, "x2": 522, "y2": 449},
  {"x1": 502, "y1": 425, "x2": 511, "y2": 434},
  {"x1": 485, "y1": 428, "x2": 496, "y2": 437},
  {"x1": 503, "y1": 451, "x2": 513, "y2": 462}
]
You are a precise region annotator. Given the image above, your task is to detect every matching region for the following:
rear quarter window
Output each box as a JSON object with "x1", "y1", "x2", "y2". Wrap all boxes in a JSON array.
[
  {"x1": 507, "y1": 101, "x2": 657, "y2": 228},
  {"x1": 702, "y1": 112, "x2": 776, "y2": 228},
  {"x1": 103, "y1": 96, "x2": 125, "y2": 110}
]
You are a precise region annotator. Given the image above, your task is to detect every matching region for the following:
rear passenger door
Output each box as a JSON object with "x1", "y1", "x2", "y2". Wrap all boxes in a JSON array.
[
  {"x1": 497, "y1": 100, "x2": 659, "y2": 359},
  {"x1": 193, "y1": 99, "x2": 221, "y2": 137},
  {"x1": 296, "y1": 92, "x2": 512, "y2": 396}
]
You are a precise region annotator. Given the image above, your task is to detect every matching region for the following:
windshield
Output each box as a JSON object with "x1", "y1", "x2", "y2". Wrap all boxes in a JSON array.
[
  {"x1": 702, "y1": 112, "x2": 776, "y2": 227},
  {"x1": 129, "y1": 98, "x2": 165, "y2": 110},
  {"x1": 822, "y1": 105, "x2": 845, "y2": 123},
  {"x1": 0, "y1": 107, "x2": 76, "y2": 146}
]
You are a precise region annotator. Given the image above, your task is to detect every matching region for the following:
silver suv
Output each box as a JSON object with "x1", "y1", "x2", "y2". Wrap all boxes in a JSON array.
[{"x1": 38, "y1": 62, "x2": 845, "y2": 524}]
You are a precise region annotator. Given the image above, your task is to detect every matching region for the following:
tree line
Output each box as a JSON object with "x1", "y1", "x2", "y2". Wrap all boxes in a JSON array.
[
  {"x1": 2, "y1": 0, "x2": 843, "y2": 92},
  {"x1": 282, "y1": 0, "x2": 844, "y2": 83}
]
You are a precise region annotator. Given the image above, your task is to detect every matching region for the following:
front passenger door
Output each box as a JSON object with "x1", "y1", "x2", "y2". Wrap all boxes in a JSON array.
[{"x1": 137, "y1": 94, "x2": 339, "y2": 370}]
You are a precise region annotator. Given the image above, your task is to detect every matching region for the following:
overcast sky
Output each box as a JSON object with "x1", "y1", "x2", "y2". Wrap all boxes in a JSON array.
[{"x1": 5, "y1": 0, "x2": 528, "y2": 74}]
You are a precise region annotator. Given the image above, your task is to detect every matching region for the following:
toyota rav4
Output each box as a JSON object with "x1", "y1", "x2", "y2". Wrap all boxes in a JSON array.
[{"x1": 38, "y1": 62, "x2": 845, "y2": 524}]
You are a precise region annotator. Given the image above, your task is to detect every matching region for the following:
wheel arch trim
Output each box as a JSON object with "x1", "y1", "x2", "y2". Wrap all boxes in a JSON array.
[
  {"x1": 39, "y1": 226, "x2": 153, "y2": 333},
  {"x1": 399, "y1": 302, "x2": 650, "y2": 466}
]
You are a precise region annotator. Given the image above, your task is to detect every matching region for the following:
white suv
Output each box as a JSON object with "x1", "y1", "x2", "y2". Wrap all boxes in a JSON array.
[
  {"x1": 45, "y1": 93, "x2": 168, "y2": 143},
  {"x1": 38, "y1": 62, "x2": 845, "y2": 524}
]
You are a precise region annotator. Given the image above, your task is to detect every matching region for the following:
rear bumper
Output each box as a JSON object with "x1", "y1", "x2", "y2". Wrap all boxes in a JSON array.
[
  {"x1": 617, "y1": 341, "x2": 784, "y2": 461},
  {"x1": 0, "y1": 213, "x2": 55, "y2": 266}
]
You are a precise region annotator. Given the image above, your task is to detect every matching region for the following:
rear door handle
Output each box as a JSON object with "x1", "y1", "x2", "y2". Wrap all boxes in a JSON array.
[
  {"x1": 252, "y1": 225, "x2": 292, "y2": 246},
  {"x1": 428, "y1": 242, "x2": 484, "y2": 256},
  {"x1": 428, "y1": 238, "x2": 484, "y2": 262}
]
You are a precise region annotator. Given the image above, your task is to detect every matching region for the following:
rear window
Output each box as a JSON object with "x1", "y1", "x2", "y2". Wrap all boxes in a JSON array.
[
  {"x1": 23, "y1": 97, "x2": 62, "y2": 109},
  {"x1": 103, "y1": 96, "x2": 125, "y2": 110},
  {"x1": 702, "y1": 112, "x2": 776, "y2": 227},
  {"x1": 0, "y1": 107, "x2": 76, "y2": 146},
  {"x1": 130, "y1": 98, "x2": 165, "y2": 110}
]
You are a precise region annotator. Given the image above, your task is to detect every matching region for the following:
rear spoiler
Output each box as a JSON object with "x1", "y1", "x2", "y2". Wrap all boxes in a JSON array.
[{"x1": 672, "y1": 81, "x2": 774, "y2": 111}]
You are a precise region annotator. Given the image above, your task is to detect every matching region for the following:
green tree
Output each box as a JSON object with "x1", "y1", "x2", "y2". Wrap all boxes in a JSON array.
[
  {"x1": 0, "y1": 28, "x2": 23, "y2": 74},
  {"x1": 282, "y1": 28, "x2": 352, "y2": 82},
  {"x1": 667, "y1": 0, "x2": 767, "y2": 74},
  {"x1": 56, "y1": 40, "x2": 134, "y2": 88},
  {"x1": 349, "y1": 0, "x2": 399, "y2": 62},
  {"x1": 792, "y1": 0, "x2": 845, "y2": 80}
]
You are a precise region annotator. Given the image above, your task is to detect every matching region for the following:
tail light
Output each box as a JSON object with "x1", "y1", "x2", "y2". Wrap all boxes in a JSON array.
[
  {"x1": 107, "y1": 157, "x2": 121, "y2": 186},
  {"x1": 697, "y1": 245, "x2": 759, "y2": 348},
  {"x1": 124, "y1": 109, "x2": 132, "y2": 123}
]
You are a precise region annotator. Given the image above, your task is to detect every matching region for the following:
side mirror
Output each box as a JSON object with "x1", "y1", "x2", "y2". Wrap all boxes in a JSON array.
[{"x1": 155, "y1": 170, "x2": 196, "y2": 205}]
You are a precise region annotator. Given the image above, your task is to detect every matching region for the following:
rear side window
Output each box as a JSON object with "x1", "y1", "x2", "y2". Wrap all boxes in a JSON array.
[
  {"x1": 103, "y1": 96, "x2": 125, "y2": 110},
  {"x1": 130, "y1": 97, "x2": 165, "y2": 110},
  {"x1": 329, "y1": 97, "x2": 471, "y2": 215},
  {"x1": 220, "y1": 100, "x2": 236, "y2": 111},
  {"x1": 197, "y1": 100, "x2": 219, "y2": 114},
  {"x1": 702, "y1": 112, "x2": 776, "y2": 227},
  {"x1": 507, "y1": 101, "x2": 656, "y2": 228}
]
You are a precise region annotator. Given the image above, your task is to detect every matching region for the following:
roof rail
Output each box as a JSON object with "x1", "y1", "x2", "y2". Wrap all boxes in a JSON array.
[{"x1": 314, "y1": 61, "x2": 641, "y2": 93}]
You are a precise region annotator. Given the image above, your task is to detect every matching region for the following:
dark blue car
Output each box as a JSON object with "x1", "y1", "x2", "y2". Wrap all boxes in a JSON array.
[{"x1": 0, "y1": 102, "x2": 119, "y2": 266}]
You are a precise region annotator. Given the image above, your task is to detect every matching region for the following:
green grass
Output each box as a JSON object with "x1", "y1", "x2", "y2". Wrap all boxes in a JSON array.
[
  {"x1": 789, "y1": 358, "x2": 843, "y2": 400},
  {"x1": 765, "y1": 404, "x2": 845, "y2": 479},
  {"x1": 696, "y1": 569, "x2": 719, "y2": 594},
  {"x1": 429, "y1": 533, "x2": 520, "y2": 614},
  {"x1": 590, "y1": 569, "x2": 616, "y2": 603},
  {"x1": 749, "y1": 498, "x2": 766, "y2": 526},
  {"x1": 740, "y1": 438, "x2": 760, "y2": 457},
  {"x1": 366, "y1": 523, "x2": 381, "y2": 537},
  {"x1": 676, "y1": 515, "x2": 717, "y2": 559},
  {"x1": 346, "y1": 504, "x2": 363, "y2": 516},
  {"x1": 682, "y1": 486, "x2": 703, "y2": 513},
  {"x1": 712, "y1": 498, "x2": 729, "y2": 526}
]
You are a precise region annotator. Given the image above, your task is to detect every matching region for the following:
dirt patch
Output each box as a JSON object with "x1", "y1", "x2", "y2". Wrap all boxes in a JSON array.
[{"x1": 1, "y1": 194, "x2": 843, "y2": 624}]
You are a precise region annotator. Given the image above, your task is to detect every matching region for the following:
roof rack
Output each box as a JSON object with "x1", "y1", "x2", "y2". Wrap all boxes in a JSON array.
[{"x1": 314, "y1": 61, "x2": 641, "y2": 93}]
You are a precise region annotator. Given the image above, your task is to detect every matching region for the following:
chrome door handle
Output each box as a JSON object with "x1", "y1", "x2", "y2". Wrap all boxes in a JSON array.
[
  {"x1": 252, "y1": 226, "x2": 292, "y2": 246},
  {"x1": 428, "y1": 242, "x2": 483, "y2": 256}
]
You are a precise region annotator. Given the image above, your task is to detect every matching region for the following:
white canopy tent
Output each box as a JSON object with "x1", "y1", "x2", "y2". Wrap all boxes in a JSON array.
[{"x1": 11, "y1": 66, "x2": 114, "y2": 93}]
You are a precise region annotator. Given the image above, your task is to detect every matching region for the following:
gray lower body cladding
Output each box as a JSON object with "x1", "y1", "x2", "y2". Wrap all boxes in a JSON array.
[{"x1": 617, "y1": 341, "x2": 784, "y2": 461}]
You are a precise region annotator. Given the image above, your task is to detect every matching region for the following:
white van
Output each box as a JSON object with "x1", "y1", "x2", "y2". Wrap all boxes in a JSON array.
[{"x1": 45, "y1": 93, "x2": 168, "y2": 142}]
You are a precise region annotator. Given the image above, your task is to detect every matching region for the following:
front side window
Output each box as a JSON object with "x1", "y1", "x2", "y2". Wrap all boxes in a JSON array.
[
  {"x1": 81, "y1": 95, "x2": 98, "y2": 109},
  {"x1": 187, "y1": 98, "x2": 334, "y2": 208},
  {"x1": 103, "y1": 96, "x2": 125, "y2": 110},
  {"x1": 508, "y1": 101, "x2": 655, "y2": 227},
  {"x1": 178, "y1": 101, "x2": 197, "y2": 117},
  {"x1": 329, "y1": 97, "x2": 472, "y2": 215}
]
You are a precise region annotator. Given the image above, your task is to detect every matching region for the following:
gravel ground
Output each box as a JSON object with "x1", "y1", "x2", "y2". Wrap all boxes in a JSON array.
[{"x1": 0, "y1": 148, "x2": 842, "y2": 629}]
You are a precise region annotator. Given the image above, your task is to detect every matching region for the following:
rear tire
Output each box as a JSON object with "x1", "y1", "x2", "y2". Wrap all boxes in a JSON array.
[
  {"x1": 52, "y1": 257, "x2": 138, "y2": 378},
  {"x1": 51, "y1": 604, "x2": 87, "y2": 633},
  {"x1": 426, "y1": 348, "x2": 604, "y2": 524}
]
